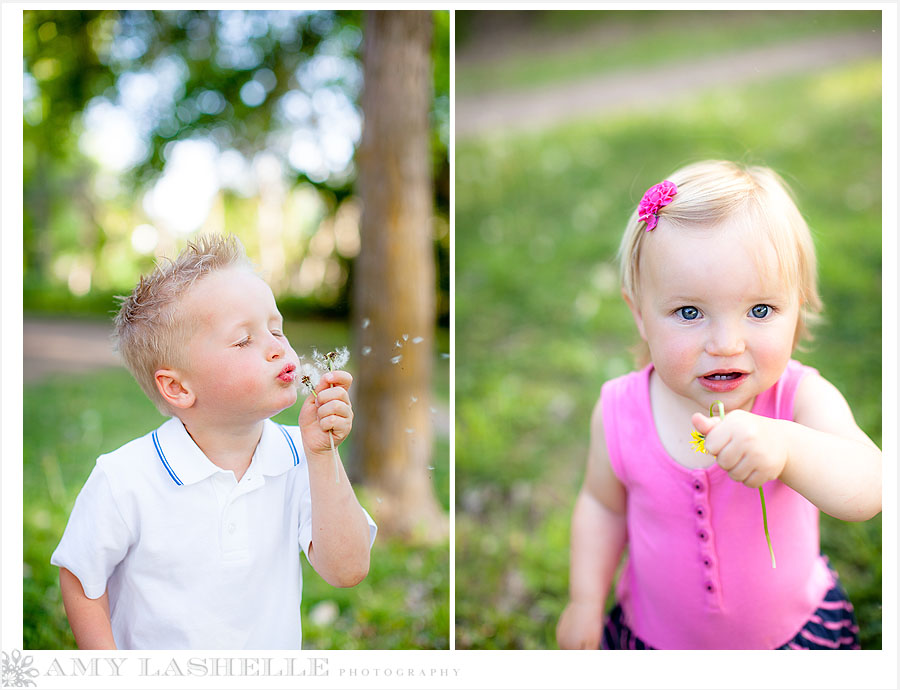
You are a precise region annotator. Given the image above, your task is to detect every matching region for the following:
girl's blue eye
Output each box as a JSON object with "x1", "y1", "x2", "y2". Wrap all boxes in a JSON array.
[
  {"x1": 750, "y1": 304, "x2": 770, "y2": 319},
  {"x1": 679, "y1": 306, "x2": 700, "y2": 320}
]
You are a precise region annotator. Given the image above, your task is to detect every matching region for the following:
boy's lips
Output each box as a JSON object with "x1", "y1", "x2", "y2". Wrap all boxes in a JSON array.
[
  {"x1": 277, "y1": 364, "x2": 296, "y2": 383},
  {"x1": 698, "y1": 369, "x2": 748, "y2": 392}
]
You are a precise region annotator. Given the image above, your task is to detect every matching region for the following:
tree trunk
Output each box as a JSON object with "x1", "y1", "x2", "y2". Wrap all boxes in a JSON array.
[{"x1": 352, "y1": 11, "x2": 445, "y2": 542}]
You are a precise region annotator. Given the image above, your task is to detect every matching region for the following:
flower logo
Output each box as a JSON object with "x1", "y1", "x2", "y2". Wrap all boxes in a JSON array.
[{"x1": 2, "y1": 649, "x2": 39, "y2": 688}]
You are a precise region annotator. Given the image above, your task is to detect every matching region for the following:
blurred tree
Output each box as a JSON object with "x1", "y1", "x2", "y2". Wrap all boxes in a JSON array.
[
  {"x1": 353, "y1": 10, "x2": 445, "y2": 541},
  {"x1": 23, "y1": 9, "x2": 449, "y2": 320}
]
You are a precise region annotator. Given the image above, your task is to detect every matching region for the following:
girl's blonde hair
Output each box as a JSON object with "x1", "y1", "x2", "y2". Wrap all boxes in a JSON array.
[
  {"x1": 113, "y1": 234, "x2": 253, "y2": 415},
  {"x1": 618, "y1": 160, "x2": 823, "y2": 364}
]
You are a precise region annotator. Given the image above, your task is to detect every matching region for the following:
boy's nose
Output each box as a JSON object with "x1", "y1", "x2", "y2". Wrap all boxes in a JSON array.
[{"x1": 267, "y1": 335, "x2": 286, "y2": 360}]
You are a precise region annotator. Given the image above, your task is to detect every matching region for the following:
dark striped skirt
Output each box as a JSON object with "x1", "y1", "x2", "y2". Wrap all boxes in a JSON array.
[{"x1": 601, "y1": 576, "x2": 861, "y2": 650}]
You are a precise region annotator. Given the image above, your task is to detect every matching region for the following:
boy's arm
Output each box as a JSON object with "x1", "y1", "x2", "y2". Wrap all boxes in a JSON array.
[
  {"x1": 59, "y1": 567, "x2": 117, "y2": 650},
  {"x1": 298, "y1": 370, "x2": 372, "y2": 587},
  {"x1": 304, "y1": 448, "x2": 372, "y2": 588},
  {"x1": 556, "y1": 399, "x2": 628, "y2": 650}
]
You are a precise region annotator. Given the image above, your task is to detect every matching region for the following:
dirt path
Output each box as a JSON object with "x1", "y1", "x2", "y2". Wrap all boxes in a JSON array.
[
  {"x1": 455, "y1": 28, "x2": 881, "y2": 139},
  {"x1": 23, "y1": 316, "x2": 122, "y2": 383}
]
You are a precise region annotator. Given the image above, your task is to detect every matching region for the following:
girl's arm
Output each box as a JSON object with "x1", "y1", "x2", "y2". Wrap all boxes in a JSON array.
[
  {"x1": 779, "y1": 373, "x2": 881, "y2": 521},
  {"x1": 59, "y1": 567, "x2": 117, "y2": 649},
  {"x1": 556, "y1": 399, "x2": 628, "y2": 650},
  {"x1": 693, "y1": 373, "x2": 881, "y2": 521}
]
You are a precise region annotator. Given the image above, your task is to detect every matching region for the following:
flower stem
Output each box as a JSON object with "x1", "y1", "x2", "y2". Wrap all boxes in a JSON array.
[
  {"x1": 325, "y1": 353, "x2": 341, "y2": 484},
  {"x1": 759, "y1": 486, "x2": 776, "y2": 569},
  {"x1": 709, "y1": 399, "x2": 775, "y2": 569}
]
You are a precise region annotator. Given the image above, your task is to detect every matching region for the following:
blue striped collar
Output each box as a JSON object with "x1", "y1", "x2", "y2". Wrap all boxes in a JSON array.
[{"x1": 151, "y1": 418, "x2": 302, "y2": 486}]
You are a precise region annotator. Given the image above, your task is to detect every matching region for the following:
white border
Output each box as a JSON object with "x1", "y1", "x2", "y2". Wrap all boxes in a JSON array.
[{"x1": 3, "y1": 3, "x2": 897, "y2": 690}]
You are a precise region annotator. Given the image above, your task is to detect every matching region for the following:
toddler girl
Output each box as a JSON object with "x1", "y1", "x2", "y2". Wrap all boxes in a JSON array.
[{"x1": 556, "y1": 160, "x2": 881, "y2": 650}]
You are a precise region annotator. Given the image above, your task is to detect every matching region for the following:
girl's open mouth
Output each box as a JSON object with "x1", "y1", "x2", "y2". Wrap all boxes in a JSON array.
[
  {"x1": 699, "y1": 371, "x2": 747, "y2": 392},
  {"x1": 277, "y1": 364, "x2": 296, "y2": 383}
]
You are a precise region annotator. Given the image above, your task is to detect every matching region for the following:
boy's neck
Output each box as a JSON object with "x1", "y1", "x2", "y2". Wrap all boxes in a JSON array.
[{"x1": 179, "y1": 418, "x2": 264, "y2": 482}]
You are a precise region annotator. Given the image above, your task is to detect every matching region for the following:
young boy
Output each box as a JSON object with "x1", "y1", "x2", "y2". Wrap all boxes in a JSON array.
[{"x1": 51, "y1": 234, "x2": 376, "y2": 649}]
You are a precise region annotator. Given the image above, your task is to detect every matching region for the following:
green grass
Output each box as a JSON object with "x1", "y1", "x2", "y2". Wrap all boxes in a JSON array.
[
  {"x1": 456, "y1": 9, "x2": 881, "y2": 97},
  {"x1": 455, "y1": 58, "x2": 882, "y2": 649},
  {"x1": 23, "y1": 321, "x2": 450, "y2": 650}
]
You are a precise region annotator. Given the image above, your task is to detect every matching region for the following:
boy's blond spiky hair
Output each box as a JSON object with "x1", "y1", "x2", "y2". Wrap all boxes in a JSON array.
[{"x1": 113, "y1": 234, "x2": 253, "y2": 415}]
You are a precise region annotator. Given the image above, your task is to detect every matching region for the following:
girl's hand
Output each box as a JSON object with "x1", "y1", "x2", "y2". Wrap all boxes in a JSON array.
[
  {"x1": 691, "y1": 410, "x2": 789, "y2": 488},
  {"x1": 298, "y1": 370, "x2": 353, "y2": 453},
  {"x1": 556, "y1": 600, "x2": 604, "y2": 650}
]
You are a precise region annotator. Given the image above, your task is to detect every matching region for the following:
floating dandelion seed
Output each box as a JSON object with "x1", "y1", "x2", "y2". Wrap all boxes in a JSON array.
[
  {"x1": 410, "y1": 395, "x2": 418, "y2": 403},
  {"x1": 391, "y1": 355, "x2": 403, "y2": 364},
  {"x1": 427, "y1": 466, "x2": 435, "y2": 471},
  {"x1": 690, "y1": 400, "x2": 775, "y2": 569},
  {"x1": 402, "y1": 334, "x2": 409, "y2": 341},
  {"x1": 361, "y1": 318, "x2": 370, "y2": 329},
  {"x1": 440, "y1": 353, "x2": 450, "y2": 359},
  {"x1": 362, "y1": 346, "x2": 372, "y2": 356},
  {"x1": 412, "y1": 336, "x2": 424, "y2": 344},
  {"x1": 395, "y1": 339, "x2": 402, "y2": 348}
]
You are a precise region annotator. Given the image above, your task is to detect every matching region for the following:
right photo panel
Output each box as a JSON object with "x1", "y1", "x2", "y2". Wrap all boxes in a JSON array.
[{"x1": 454, "y1": 9, "x2": 883, "y2": 651}]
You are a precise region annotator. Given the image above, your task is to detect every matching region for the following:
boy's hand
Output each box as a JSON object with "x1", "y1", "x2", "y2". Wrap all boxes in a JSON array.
[
  {"x1": 299, "y1": 370, "x2": 353, "y2": 454},
  {"x1": 556, "y1": 600, "x2": 604, "y2": 650},
  {"x1": 691, "y1": 410, "x2": 789, "y2": 488}
]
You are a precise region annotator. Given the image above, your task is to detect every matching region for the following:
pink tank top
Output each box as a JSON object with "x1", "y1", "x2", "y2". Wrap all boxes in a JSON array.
[{"x1": 601, "y1": 359, "x2": 833, "y2": 649}]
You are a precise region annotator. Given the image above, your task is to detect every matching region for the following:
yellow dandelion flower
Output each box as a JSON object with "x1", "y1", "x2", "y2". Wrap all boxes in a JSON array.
[{"x1": 689, "y1": 430, "x2": 708, "y2": 454}]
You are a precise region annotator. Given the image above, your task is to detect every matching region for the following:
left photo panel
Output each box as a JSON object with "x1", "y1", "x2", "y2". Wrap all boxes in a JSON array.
[{"x1": 21, "y1": 9, "x2": 450, "y2": 650}]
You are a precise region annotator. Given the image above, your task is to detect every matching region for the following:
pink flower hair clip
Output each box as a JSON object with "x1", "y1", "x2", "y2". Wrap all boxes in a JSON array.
[{"x1": 638, "y1": 180, "x2": 678, "y2": 231}]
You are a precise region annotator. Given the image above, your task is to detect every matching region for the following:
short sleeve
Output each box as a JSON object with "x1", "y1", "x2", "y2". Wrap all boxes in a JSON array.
[{"x1": 50, "y1": 462, "x2": 134, "y2": 599}]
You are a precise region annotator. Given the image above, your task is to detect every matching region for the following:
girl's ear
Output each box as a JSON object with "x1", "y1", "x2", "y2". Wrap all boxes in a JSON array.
[
  {"x1": 154, "y1": 369, "x2": 196, "y2": 410},
  {"x1": 622, "y1": 290, "x2": 648, "y2": 341}
]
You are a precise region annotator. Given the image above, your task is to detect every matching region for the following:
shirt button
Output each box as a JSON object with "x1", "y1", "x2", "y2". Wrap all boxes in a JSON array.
[
  {"x1": 692, "y1": 480, "x2": 704, "y2": 492},
  {"x1": 702, "y1": 556, "x2": 714, "y2": 569},
  {"x1": 704, "y1": 581, "x2": 716, "y2": 594},
  {"x1": 697, "y1": 529, "x2": 709, "y2": 542},
  {"x1": 694, "y1": 506, "x2": 706, "y2": 519}
]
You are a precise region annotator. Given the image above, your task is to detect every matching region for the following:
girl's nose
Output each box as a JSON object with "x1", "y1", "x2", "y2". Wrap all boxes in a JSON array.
[{"x1": 705, "y1": 321, "x2": 745, "y2": 357}]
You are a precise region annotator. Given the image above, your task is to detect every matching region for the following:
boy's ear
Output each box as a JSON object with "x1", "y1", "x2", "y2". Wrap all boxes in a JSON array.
[
  {"x1": 622, "y1": 290, "x2": 647, "y2": 341},
  {"x1": 154, "y1": 369, "x2": 196, "y2": 410}
]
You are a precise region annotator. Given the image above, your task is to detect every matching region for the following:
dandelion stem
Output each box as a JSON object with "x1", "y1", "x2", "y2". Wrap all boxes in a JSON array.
[
  {"x1": 759, "y1": 486, "x2": 776, "y2": 569},
  {"x1": 708, "y1": 399, "x2": 775, "y2": 569},
  {"x1": 325, "y1": 351, "x2": 341, "y2": 484}
]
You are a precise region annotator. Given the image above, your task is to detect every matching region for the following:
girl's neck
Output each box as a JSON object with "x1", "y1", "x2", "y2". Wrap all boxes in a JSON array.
[{"x1": 648, "y1": 370, "x2": 717, "y2": 470}]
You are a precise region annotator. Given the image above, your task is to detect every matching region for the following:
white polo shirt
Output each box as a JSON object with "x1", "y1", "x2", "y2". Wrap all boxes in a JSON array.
[{"x1": 51, "y1": 417, "x2": 376, "y2": 650}]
